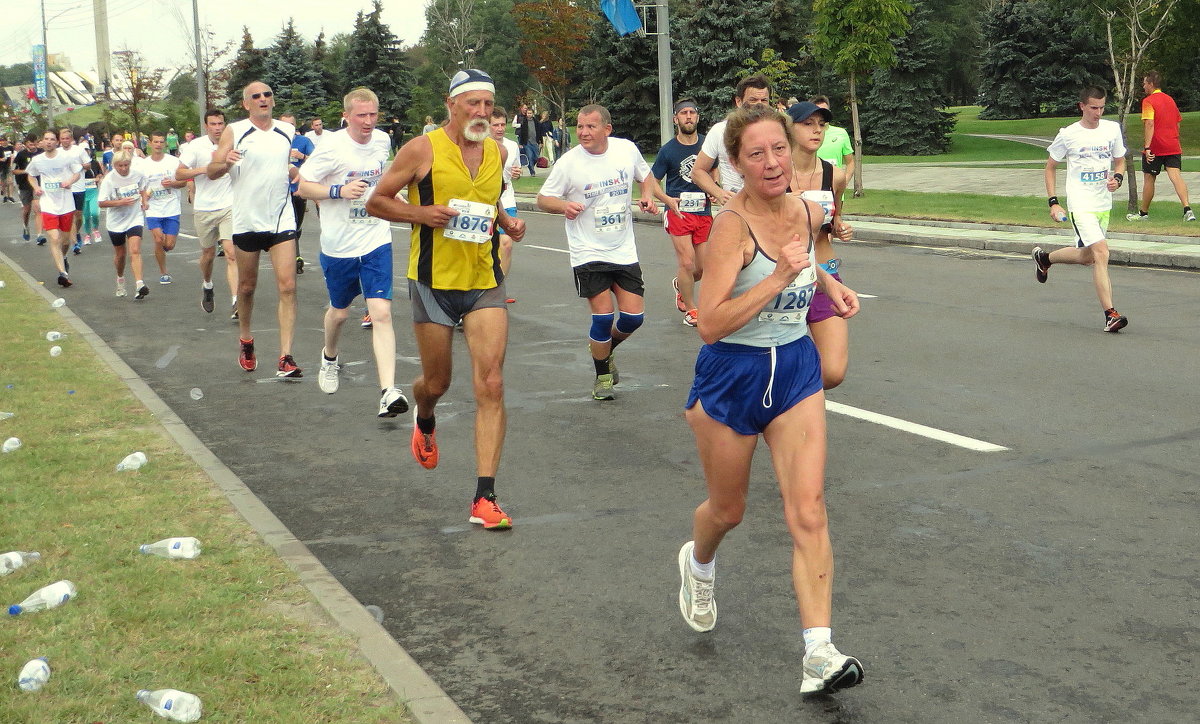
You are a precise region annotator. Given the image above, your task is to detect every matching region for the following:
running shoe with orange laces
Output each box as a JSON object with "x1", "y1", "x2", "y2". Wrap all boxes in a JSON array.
[
  {"x1": 469, "y1": 493, "x2": 512, "y2": 529},
  {"x1": 672, "y1": 276, "x2": 686, "y2": 313},
  {"x1": 238, "y1": 338, "x2": 257, "y2": 371},
  {"x1": 277, "y1": 354, "x2": 302, "y2": 378},
  {"x1": 683, "y1": 309, "x2": 698, "y2": 327},
  {"x1": 410, "y1": 410, "x2": 438, "y2": 469},
  {"x1": 361, "y1": 313, "x2": 373, "y2": 329}
]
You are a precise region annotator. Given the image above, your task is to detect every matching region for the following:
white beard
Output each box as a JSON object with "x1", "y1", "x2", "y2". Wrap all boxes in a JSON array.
[{"x1": 464, "y1": 120, "x2": 489, "y2": 142}]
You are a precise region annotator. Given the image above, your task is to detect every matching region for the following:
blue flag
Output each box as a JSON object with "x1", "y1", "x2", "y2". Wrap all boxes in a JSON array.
[{"x1": 601, "y1": 0, "x2": 643, "y2": 37}]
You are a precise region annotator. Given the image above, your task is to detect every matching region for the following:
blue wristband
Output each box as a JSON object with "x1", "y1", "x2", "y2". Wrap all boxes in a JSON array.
[{"x1": 329, "y1": 184, "x2": 341, "y2": 199}]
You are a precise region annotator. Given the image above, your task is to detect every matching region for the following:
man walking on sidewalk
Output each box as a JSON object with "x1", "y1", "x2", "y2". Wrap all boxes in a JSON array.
[
  {"x1": 1035, "y1": 86, "x2": 1129, "y2": 333},
  {"x1": 1127, "y1": 71, "x2": 1194, "y2": 223}
]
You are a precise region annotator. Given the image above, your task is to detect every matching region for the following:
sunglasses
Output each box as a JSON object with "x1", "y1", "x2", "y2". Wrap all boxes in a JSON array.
[{"x1": 250, "y1": 91, "x2": 274, "y2": 100}]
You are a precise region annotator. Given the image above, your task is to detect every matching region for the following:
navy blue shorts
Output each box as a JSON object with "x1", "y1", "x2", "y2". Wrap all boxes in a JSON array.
[
  {"x1": 146, "y1": 215, "x2": 180, "y2": 236},
  {"x1": 320, "y1": 244, "x2": 393, "y2": 309},
  {"x1": 686, "y1": 335, "x2": 822, "y2": 435}
]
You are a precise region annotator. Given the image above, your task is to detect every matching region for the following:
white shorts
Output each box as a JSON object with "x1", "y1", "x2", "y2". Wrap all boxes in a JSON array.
[{"x1": 1068, "y1": 210, "x2": 1109, "y2": 247}]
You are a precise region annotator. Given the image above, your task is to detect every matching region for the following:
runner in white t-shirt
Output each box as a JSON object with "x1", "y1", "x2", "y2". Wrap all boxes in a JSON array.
[
  {"x1": 142, "y1": 132, "x2": 187, "y2": 285},
  {"x1": 691, "y1": 74, "x2": 772, "y2": 205},
  {"x1": 207, "y1": 80, "x2": 303, "y2": 377},
  {"x1": 490, "y1": 106, "x2": 523, "y2": 295},
  {"x1": 177, "y1": 109, "x2": 238, "y2": 317},
  {"x1": 298, "y1": 88, "x2": 411, "y2": 419},
  {"x1": 537, "y1": 104, "x2": 675, "y2": 401},
  {"x1": 1034, "y1": 86, "x2": 1129, "y2": 333},
  {"x1": 97, "y1": 149, "x2": 150, "y2": 298},
  {"x1": 305, "y1": 117, "x2": 328, "y2": 148},
  {"x1": 57, "y1": 128, "x2": 90, "y2": 252},
  {"x1": 27, "y1": 130, "x2": 82, "y2": 287}
]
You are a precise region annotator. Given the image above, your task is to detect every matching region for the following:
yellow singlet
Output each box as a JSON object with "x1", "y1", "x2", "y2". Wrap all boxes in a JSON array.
[{"x1": 407, "y1": 128, "x2": 504, "y2": 290}]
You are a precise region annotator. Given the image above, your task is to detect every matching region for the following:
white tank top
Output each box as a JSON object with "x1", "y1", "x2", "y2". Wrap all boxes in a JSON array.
[{"x1": 227, "y1": 118, "x2": 296, "y2": 235}]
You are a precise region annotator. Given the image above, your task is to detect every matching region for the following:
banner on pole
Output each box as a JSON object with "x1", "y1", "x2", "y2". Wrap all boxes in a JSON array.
[{"x1": 32, "y1": 45, "x2": 47, "y2": 100}]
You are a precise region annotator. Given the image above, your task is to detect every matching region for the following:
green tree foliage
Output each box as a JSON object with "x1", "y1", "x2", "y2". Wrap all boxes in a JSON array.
[
  {"x1": 311, "y1": 32, "x2": 342, "y2": 101},
  {"x1": 513, "y1": 0, "x2": 595, "y2": 120},
  {"x1": 1141, "y1": 2, "x2": 1200, "y2": 110},
  {"x1": 223, "y1": 27, "x2": 266, "y2": 113},
  {"x1": 571, "y1": 12, "x2": 658, "y2": 149},
  {"x1": 263, "y1": 19, "x2": 328, "y2": 120},
  {"x1": 858, "y1": 1, "x2": 955, "y2": 155},
  {"x1": 472, "y1": 0, "x2": 533, "y2": 108},
  {"x1": 341, "y1": 0, "x2": 415, "y2": 122},
  {"x1": 673, "y1": 0, "x2": 770, "y2": 130},
  {"x1": 938, "y1": 0, "x2": 989, "y2": 105},
  {"x1": 743, "y1": 48, "x2": 800, "y2": 104},
  {"x1": 977, "y1": 0, "x2": 1108, "y2": 119}
]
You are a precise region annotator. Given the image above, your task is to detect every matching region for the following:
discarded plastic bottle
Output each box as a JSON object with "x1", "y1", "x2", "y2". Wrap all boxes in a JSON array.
[
  {"x1": 8, "y1": 580, "x2": 76, "y2": 616},
  {"x1": 1055, "y1": 213, "x2": 1067, "y2": 222},
  {"x1": 0, "y1": 551, "x2": 41, "y2": 576},
  {"x1": 17, "y1": 658, "x2": 50, "y2": 692},
  {"x1": 51, "y1": 298, "x2": 66, "y2": 308},
  {"x1": 140, "y1": 537, "x2": 201, "y2": 560},
  {"x1": 0, "y1": 411, "x2": 15, "y2": 420},
  {"x1": 116, "y1": 451, "x2": 148, "y2": 471},
  {"x1": 136, "y1": 688, "x2": 203, "y2": 722},
  {"x1": 49, "y1": 346, "x2": 62, "y2": 357},
  {"x1": 0, "y1": 280, "x2": 6, "y2": 288},
  {"x1": 45, "y1": 331, "x2": 63, "y2": 341},
  {"x1": 2, "y1": 437, "x2": 21, "y2": 453},
  {"x1": 189, "y1": 388, "x2": 203, "y2": 400}
]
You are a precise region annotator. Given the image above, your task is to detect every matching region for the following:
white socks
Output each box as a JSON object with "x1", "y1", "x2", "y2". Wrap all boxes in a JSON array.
[
  {"x1": 803, "y1": 626, "x2": 832, "y2": 656},
  {"x1": 689, "y1": 552, "x2": 715, "y2": 580}
]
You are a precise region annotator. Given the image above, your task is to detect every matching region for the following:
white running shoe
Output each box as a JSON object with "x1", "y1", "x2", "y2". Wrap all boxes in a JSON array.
[
  {"x1": 1125, "y1": 212, "x2": 1147, "y2": 222},
  {"x1": 1186, "y1": 209, "x2": 1196, "y2": 222},
  {"x1": 317, "y1": 354, "x2": 339, "y2": 394},
  {"x1": 677, "y1": 541, "x2": 716, "y2": 632},
  {"x1": 378, "y1": 386, "x2": 410, "y2": 417},
  {"x1": 800, "y1": 641, "x2": 864, "y2": 695},
  {"x1": 115, "y1": 278, "x2": 127, "y2": 297}
]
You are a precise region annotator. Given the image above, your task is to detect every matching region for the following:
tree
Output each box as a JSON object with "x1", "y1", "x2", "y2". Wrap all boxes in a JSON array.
[
  {"x1": 224, "y1": 27, "x2": 266, "y2": 113},
  {"x1": 572, "y1": 10, "x2": 659, "y2": 149},
  {"x1": 1099, "y1": 0, "x2": 1181, "y2": 212},
  {"x1": 262, "y1": 19, "x2": 328, "y2": 120},
  {"x1": 108, "y1": 49, "x2": 166, "y2": 140},
  {"x1": 673, "y1": 0, "x2": 770, "y2": 129},
  {"x1": 424, "y1": 0, "x2": 487, "y2": 72},
  {"x1": 976, "y1": 0, "x2": 1109, "y2": 120},
  {"x1": 342, "y1": 0, "x2": 415, "y2": 122},
  {"x1": 311, "y1": 32, "x2": 343, "y2": 102},
  {"x1": 811, "y1": 0, "x2": 912, "y2": 196},
  {"x1": 743, "y1": 48, "x2": 800, "y2": 105},
  {"x1": 858, "y1": 1, "x2": 955, "y2": 156},
  {"x1": 512, "y1": 0, "x2": 595, "y2": 121}
]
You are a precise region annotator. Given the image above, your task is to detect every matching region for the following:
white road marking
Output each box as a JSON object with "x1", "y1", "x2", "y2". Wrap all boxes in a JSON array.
[
  {"x1": 858, "y1": 293, "x2": 877, "y2": 299},
  {"x1": 826, "y1": 400, "x2": 1008, "y2": 452},
  {"x1": 524, "y1": 244, "x2": 569, "y2": 254}
]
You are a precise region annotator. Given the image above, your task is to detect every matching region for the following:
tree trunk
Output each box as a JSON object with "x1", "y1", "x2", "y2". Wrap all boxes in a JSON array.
[
  {"x1": 849, "y1": 71, "x2": 864, "y2": 198},
  {"x1": 1116, "y1": 100, "x2": 1140, "y2": 213}
]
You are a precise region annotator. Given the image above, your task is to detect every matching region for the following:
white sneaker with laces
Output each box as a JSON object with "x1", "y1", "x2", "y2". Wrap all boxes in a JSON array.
[
  {"x1": 1185, "y1": 209, "x2": 1196, "y2": 222},
  {"x1": 115, "y1": 278, "x2": 126, "y2": 297},
  {"x1": 800, "y1": 641, "x2": 864, "y2": 695},
  {"x1": 677, "y1": 541, "x2": 716, "y2": 632},
  {"x1": 378, "y1": 386, "x2": 410, "y2": 417},
  {"x1": 1126, "y1": 212, "x2": 1147, "y2": 222},
  {"x1": 317, "y1": 354, "x2": 339, "y2": 394}
]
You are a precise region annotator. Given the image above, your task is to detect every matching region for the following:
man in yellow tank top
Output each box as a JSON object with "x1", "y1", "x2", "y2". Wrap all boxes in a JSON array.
[{"x1": 368, "y1": 69, "x2": 525, "y2": 530}]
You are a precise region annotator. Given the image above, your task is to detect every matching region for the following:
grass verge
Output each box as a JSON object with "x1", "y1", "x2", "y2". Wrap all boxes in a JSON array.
[
  {"x1": 0, "y1": 264, "x2": 410, "y2": 722},
  {"x1": 841, "y1": 189, "x2": 1200, "y2": 236},
  {"x1": 951, "y1": 105, "x2": 1200, "y2": 156}
]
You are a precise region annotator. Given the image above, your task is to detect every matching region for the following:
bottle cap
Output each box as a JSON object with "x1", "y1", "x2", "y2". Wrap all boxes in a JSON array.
[
  {"x1": 139, "y1": 544, "x2": 150, "y2": 553},
  {"x1": 8, "y1": 604, "x2": 22, "y2": 615},
  {"x1": 136, "y1": 689, "x2": 149, "y2": 699}
]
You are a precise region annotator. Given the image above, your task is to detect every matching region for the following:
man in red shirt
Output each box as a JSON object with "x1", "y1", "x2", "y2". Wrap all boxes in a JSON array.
[{"x1": 1128, "y1": 71, "x2": 1194, "y2": 222}]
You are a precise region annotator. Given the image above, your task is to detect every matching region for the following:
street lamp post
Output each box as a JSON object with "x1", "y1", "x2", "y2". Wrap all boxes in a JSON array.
[{"x1": 39, "y1": 0, "x2": 82, "y2": 126}]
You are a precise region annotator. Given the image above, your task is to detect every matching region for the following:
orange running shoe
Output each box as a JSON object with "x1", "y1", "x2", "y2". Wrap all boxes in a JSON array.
[
  {"x1": 410, "y1": 410, "x2": 438, "y2": 469},
  {"x1": 361, "y1": 313, "x2": 373, "y2": 329},
  {"x1": 469, "y1": 494, "x2": 512, "y2": 529},
  {"x1": 238, "y1": 338, "x2": 256, "y2": 371}
]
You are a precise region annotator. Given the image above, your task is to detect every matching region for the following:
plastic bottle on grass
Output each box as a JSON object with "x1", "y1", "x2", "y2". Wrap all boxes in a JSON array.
[
  {"x1": 45, "y1": 331, "x2": 63, "y2": 341},
  {"x1": 3, "y1": 437, "x2": 21, "y2": 453},
  {"x1": 116, "y1": 451, "x2": 148, "y2": 471},
  {"x1": 51, "y1": 298, "x2": 65, "y2": 308},
  {"x1": 136, "y1": 688, "x2": 203, "y2": 722},
  {"x1": 8, "y1": 580, "x2": 76, "y2": 615},
  {"x1": 17, "y1": 657, "x2": 50, "y2": 691},
  {"x1": 140, "y1": 537, "x2": 201, "y2": 559},
  {"x1": 0, "y1": 411, "x2": 15, "y2": 420},
  {"x1": 1, "y1": 551, "x2": 41, "y2": 576},
  {"x1": 49, "y1": 346, "x2": 62, "y2": 357}
]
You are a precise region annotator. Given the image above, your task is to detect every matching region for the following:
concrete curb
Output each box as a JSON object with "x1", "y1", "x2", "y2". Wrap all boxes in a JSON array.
[{"x1": 0, "y1": 250, "x2": 471, "y2": 724}]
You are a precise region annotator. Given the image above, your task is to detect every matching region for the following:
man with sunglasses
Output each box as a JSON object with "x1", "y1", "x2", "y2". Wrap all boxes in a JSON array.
[{"x1": 207, "y1": 81, "x2": 303, "y2": 377}]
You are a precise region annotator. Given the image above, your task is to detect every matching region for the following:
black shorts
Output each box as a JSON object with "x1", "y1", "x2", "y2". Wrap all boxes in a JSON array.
[
  {"x1": 572, "y1": 261, "x2": 645, "y2": 299},
  {"x1": 72, "y1": 191, "x2": 85, "y2": 211},
  {"x1": 233, "y1": 230, "x2": 297, "y2": 253},
  {"x1": 1142, "y1": 153, "x2": 1182, "y2": 176},
  {"x1": 19, "y1": 186, "x2": 34, "y2": 205},
  {"x1": 109, "y1": 226, "x2": 143, "y2": 247}
]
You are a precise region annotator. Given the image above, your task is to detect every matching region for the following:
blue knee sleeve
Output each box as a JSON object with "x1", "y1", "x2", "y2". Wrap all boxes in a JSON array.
[
  {"x1": 615, "y1": 311, "x2": 644, "y2": 335},
  {"x1": 589, "y1": 313, "x2": 615, "y2": 343}
]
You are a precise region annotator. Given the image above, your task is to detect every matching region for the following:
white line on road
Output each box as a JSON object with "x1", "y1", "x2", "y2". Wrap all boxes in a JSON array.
[
  {"x1": 826, "y1": 400, "x2": 1008, "y2": 452},
  {"x1": 524, "y1": 244, "x2": 569, "y2": 254}
]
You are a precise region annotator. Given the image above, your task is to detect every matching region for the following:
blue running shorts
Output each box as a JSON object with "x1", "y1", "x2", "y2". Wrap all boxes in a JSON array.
[{"x1": 319, "y1": 244, "x2": 394, "y2": 310}]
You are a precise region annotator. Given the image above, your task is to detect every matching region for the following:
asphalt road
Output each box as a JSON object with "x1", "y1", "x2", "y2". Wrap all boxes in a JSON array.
[{"x1": 4, "y1": 200, "x2": 1197, "y2": 723}]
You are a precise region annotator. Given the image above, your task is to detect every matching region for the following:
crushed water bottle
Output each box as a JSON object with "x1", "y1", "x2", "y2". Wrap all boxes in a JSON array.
[
  {"x1": 45, "y1": 331, "x2": 63, "y2": 341},
  {"x1": 0, "y1": 411, "x2": 15, "y2": 420},
  {"x1": 116, "y1": 451, "x2": 148, "y2": 471},
  {"x1": 140, "y1": 537, "x2": 201, "y2": 559},
  {"x1": 3, "y1": 437, "x2": 21, "y2": 453},
  {"x1": 8, "y1": 580, "x2": 76, "y2": 615},
  {"x1": 136, "y1": 688, "x2": 203, "y2": 722},
  {"x1": 1, "y1": 551, "x2": 41, "y2": 576},
  {"x1": 17, "y1": 657, "x2": 50, "y2": 692},
  {"x1": 0, "y1": 280, "x2": 6, "y2": 288},
  {"x1": 49, "y1": 346, "x2": 62, "y2": 357},
  {"x1": 51, "y1": 298, "x2": 65, "y2": 308},
  {"x1": 189, "y1": 388, "x2": 203, "y2": 400}
]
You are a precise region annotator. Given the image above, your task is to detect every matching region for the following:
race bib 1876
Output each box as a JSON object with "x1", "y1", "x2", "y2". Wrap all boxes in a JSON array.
[{"x1": 444, "y1": 198, "x2": 496, "y2": 243}]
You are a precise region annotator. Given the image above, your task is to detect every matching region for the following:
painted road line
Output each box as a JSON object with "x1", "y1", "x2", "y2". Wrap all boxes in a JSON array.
[
  {"x1": 525, "y1": 244, "x2": 569, "y2": 254},
  {"x1": 826, "y1": 400, "x2": 1008, "y2": 452},
  {"x1": 858, "y1": 294, "x2": 877, "y2": 299}
]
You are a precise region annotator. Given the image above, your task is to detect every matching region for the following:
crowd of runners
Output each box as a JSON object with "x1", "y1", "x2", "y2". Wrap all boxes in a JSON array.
[{"x1": 3, "y1": 62, "x2": 1173, "y2": 699}]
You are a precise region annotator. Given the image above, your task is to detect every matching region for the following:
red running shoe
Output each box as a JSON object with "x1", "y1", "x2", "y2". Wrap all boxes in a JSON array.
[
  {"x1": 238, "y1": 338, "x2": 256, "y2": 371},
  {"x1": 410, "y1": 410, "x2": 438, "y2": 469},
  {"x1": 469, "y1": 494, "x2": 512, "y2": 529},
  {"x1": 276, "y1": 354, "x2": 302, "y2": 378}
]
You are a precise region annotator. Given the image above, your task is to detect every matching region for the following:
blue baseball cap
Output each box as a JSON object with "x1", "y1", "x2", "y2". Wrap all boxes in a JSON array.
[{"x1": 786, "y1": 102, "x2": 832, "y2": 124}]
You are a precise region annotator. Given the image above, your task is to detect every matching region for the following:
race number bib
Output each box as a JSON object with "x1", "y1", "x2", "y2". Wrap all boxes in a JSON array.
[
  {"x1": 1079, "y1": 170, "x2": 1108, "y2": 183},
  {"x1": 678, "y1": 191, "x2": 706, "y2": 213},
  {"x1": 799, "y1": 189, "x2": 835, "y2": 225},
  {"x1": 594, "y1": 201, "x2": 627, "y2": 233},
  {"x1": 348, "y1": 197, "x2": 375, "y2": 224},
  {"x1": 117, "y1": 183, "x2": 140, "y2": 199},
  {"x1": 151, "y1": 185, "x2": 172, "y2": 200},
  {"x1": 759, "y1": 279, "x2": 816, "y2": 324},
  {"x1": 43, "y1": 181, "x2": 62, "y2": 191},
  {"x1": 444, "y1": 198, "x2": 496, "y2": 243}
]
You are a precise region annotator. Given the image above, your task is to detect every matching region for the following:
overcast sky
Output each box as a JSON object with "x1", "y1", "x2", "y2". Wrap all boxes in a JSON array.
[{"x1": 1, "y1": 0, "x2": 430, "y2": 77}]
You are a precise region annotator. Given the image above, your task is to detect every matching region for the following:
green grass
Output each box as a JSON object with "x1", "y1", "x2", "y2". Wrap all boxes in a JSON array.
[
  {"x1": 0, "y1": 268, "x2": 410, "y2": 722},
  {"x1": 868, "y1": 134, "x2": 1044, "y2": 164},
  {"x1": 841, "y1": 188, "x2": 1200, "y2": 236},
  {"x1": 950, "y1": 105, "x2": 1200, "y2": 156}
]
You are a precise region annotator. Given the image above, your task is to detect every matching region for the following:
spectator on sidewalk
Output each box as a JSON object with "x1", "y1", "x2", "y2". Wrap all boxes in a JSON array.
[
  {"x1": 1127, "y1": 71, "x2": 1194, "y2": 223},
  {"x1": 514, "y1": 103, "x2": 540, "y2": 176}
]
